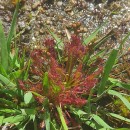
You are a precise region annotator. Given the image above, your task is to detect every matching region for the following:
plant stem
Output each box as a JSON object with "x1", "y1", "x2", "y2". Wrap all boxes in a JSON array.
[
  {"x1": 34, "y1": 120, "x2": 37, "y2": 130},
  {"x1": 56, "y1": 106, "x2": 68, "y2": 130}
]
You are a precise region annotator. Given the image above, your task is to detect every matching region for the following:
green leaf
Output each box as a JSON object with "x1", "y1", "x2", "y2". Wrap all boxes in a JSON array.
[
  {"x1": 108, "y1": 90, "x2": 130, "y2": 110},
  {"x1": 42, "y1": 99, "x2": 50, "y2": 130},
  {"x1": 108, "y1": 113, "x2": 130, "y2": 123},
  {"x1": 70, "y1": 107, "x2": 87, "y2": 117},
  {"x1": 0, "y1": 98, "x2": 18, "y2": 108},
  {"x1": 3, "y1": 115, "x2": 25, "y2": 124},
  {"x1": 87, "y1": 49, "x2": 105, "y2": 65},
  {"x1": 0, "y1": 21, "x2": 8, "y2": 71},
  {"x1": 21, "y1": 109, "x2": 36, "y2": 116},
  {"x1": 0, "y1": 116, "x2": 4, "y2": 126},
  {"x1": 10, "y1": 47, "x2": 20, "y2": 68},
  {"x1": 43, "y1": 72, "x2": 49, "y2": 92},
  {"x1": 46, "y1": 25, "x2": 64, "y2": 50},
  {"x1": 34, "y1": 120, "x2": 38, "y2": 130},
  {"x1": 119, "y1": 31, "x2": 130, "y2": 51},
  {"x1": 56, "y1": 106, "x2": 68, "y2": 130},
  {"x1": 91, "y1": 114, "x2": 112, "y2": 129},
  {"x1": 83, "y1": 22, "x2": 106, "y2": 45},
  {"x1": 85, "y1": 120, "x2": 104, "y2": 130},
  {"x1": 50, "y1": 122, "x2": 57, "y2": 130},
  {"x1": 0, "y1": 109, "x2": 20, "y2": 114},
  {"x1": 0, "y1": 74, "x2": 16, "y2": 87},
  {"x1": 9, "y1": 70, "x2": 22, "y2": 80},
  {"x1": 7, "y1": 3, "x2": 19, "y2": 53},
  {"x1": 44, "y1": 111, "x2": 50, "y2": 130},
  {"x1": 94, "y1": 30, "x2": 114, "y2": 49},
  {"x1": 98, "y1": 49, "x2": 118, "y2": 95},
  {"x1": 30, "y1": 115, "x2": 35, "y2": 122},
  {"x1": 24, "y1": 59, "x2": 31, "y2": 80},
  {"x1": 15, "y1": 121, "x2": 28, "y2": 130},
  {"x1": 24, "y1": 92, "x2": 34, "y2": 104},
  {"x1": 0, "y1": 88, "x2": 18, "y2": 97},
  {"x1": 30, "y1": 91, "x2": 44, "y2": 98},
  {"x1": 46, "y1": 25, "x2": 63, "y2": 62},
  {"x1": 108, "y1": 78, "x2": 130, "y2": 91},
  {"x1": 114, "y1": 128, "x2": 129, "y2": 130},
  {"x1": 96, "y1": 31, "x2": 129, "y2": 96},
  {"x1": 85, "y1": 88, "x2": 94, "y2": 114},
  {"x1": 0, "y1": 64, "x2": 8, "y2": 77},
  {"x1": 70, "y1": 107, "x2": 106, "y2": 130}
]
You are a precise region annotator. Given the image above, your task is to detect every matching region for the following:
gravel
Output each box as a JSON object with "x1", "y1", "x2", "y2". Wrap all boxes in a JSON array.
[{"x1": 0, "y1": 0, "x2": 129, "y2": 49}]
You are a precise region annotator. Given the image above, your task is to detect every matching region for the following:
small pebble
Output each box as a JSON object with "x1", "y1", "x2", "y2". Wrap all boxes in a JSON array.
[
  {"x1": 18, "y1": 21, "x2": 26, "y2": 28},
  {"x1": 32, "y1": 1, "x2": 40, "y2": 10},
  {"x1": 57, "y1": 1, "x2": 63, "y2": 6},
  {"x1": 39, "y1": 28, "x2": 45, "y2": 34},
  {"x1": 0, "y1": 5, "x2": 4, "y2": 9},
  {"x1": 46, "y1": 20, "x2": 52, "y2": 25},
  {"x1": 4, "y1": 15, "x2": 11, "y2": 22},
  {"x1": 83, "y1": 27, "x2": 88, "y2": 32}
]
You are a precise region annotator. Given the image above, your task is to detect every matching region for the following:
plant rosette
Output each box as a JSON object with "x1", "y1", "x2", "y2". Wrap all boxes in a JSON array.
[{"x1": 18, "y1": 35, "x2": 103, "y2": 129}]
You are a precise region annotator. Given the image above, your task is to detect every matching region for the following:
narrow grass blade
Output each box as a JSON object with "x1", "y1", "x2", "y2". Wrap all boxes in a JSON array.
[
  {"x1": 91, "y1": 114, "x2": 113, "y2": 129},
  {"x1": 0, "y1": 109, "x2": 20, "y2": 114},
  {"x1": 119, "y1": 32, "x2": 130, "y2": 51},
  {"x1": 0, "y1": 98, "x2": 18, "y2": 108},
  {"x1": 56, "y1": 106, "x2": 68, "y2": 130},
  {"x1": 85, "y1": 120, "x2": 99, "y2": 129},
  {"x1": 94, "y1": 30, "x2": 113, "y2": 49},
  {"x1": 21, "y1": 109, "x2": 36, "y2": 116},
  {"x1": 98, "y1": 49, "x2": 118, "y2": 95},
  {"x1": 9, "y1": 70, "x2": 22, "y2": 80},
  {"x1": 70, "y1": 107, "x2": 87, "y2": 116},
  {"x1": 7, "y1": 3, "x2": 19, "y2": 53},
  {"x1": 42, "y1": 99, "x2": 51, "y2": 130},
  {"x1": 46, "y1": 25, "x2": 64, "y2": 50},
  {"x1": 98, "y1": 32, "x2": 130, "y2": 95},
  {"x1": 46, "y1": 26, "x2": 63, "y2": 62},
  {"x1": 44, "y1": 111, "x2": 50, "y2": 130},
  {"x1": 0, "y1": 21, "x2": 8, "y2": 71},
  {"x1": 108, "y1": 78, "x2": 130, "y2": 91},
  {"x1": 0, "y1": 64, "x2": 8, "y2": 77},
  {"x1": 114, "y1": 128, "x2": 130, "y2": 130},
  {"x1": 24, "y1": 59, "x2": 31, "y2": 80},
  {"x1": 3, "y1": 115, "x2": 25, "y2": 124},
  {"x1": 10, "y1": 48, "x2": 20, "y2": 68},
  {"x1": 0, "y1": 116, "x2": 4, "y2": 126},
  {"x1": 85, "y1": 120, "x2": 112, "y2": 130},
  {"x1": 87, "y1": 49, "x2": 105, "y2": 65},
  {"x1": 30, "y1": 91, "x2": 45, "y2": 99},
  {"x1": 0, "y1": 89, "x2": 18, "y2": 97},
  {"x1": 69, "y1": 107, "x2": 103, "y2": 129},
  {"x1": 85, "y1": 88, "x2": 94, "y2": 114},
  {"x1": 50, "y1": 122, "x2": 57, "y2": 130},
  {"x1": 108, "y1": 90, "x2": 130, "y2": 111},
  {"x1": 108, "y1": 113, "x2": 130, "y2": 123},
  {"x1": 34, "y1": 120, "x2": 38, "y2": 130},
  {"x1": 83, "y1": 22, "x2": 106, "y2": 45},
  {"x1": 115, "y1": 32, "x2": 130, "y2": 63},
  {"x1": 0, "y1": 74, "x2": 16, "y2": 87}
]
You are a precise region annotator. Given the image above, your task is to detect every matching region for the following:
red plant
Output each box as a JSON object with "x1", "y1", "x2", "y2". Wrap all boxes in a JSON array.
[{"x1": 19, "y1": 35, "x2": 103, "y2": 107}]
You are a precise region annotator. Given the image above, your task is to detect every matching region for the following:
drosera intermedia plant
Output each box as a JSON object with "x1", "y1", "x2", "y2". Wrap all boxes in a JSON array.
[
  {"x1": 0, "y1": 1, "x2": 104, "y2": 129},
  {"x1": 18, "y1": 35, "x2": 103, "y2": 130}
]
